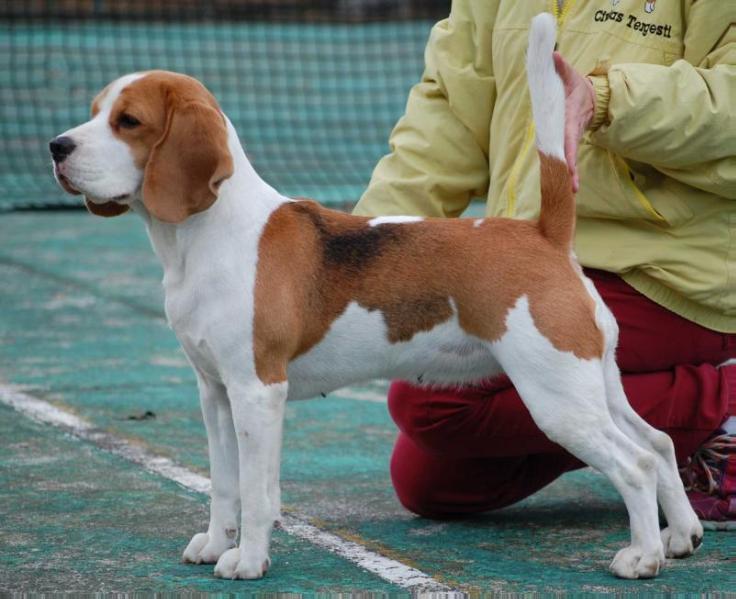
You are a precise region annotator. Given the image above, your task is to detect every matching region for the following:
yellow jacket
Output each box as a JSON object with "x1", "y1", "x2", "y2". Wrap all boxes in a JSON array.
[{"x1": 354, "y1": 0, "x2": 736, "y2": 332}]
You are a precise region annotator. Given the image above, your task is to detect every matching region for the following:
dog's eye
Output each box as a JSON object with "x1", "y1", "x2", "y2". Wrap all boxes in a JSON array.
[{"x1": 118, "y1": 113, "x2": 141, "y2": 129}]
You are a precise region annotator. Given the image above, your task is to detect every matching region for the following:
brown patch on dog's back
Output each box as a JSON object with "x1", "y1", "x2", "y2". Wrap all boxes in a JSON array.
[
  {"x1": 252, "y1": 202, "x2": 456, "y2": 383},
  {"x1": 253, "y1": 201, "x2": 603, "y2": 384},
  {"x1": 290, "y1": 202, "x2": 402, "y2": 271}
]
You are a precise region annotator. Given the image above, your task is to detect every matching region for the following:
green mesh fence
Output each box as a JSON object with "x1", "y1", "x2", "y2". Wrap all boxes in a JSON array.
[{"x1": 1, "y1": 2, "x2": 448, "y2": 209}]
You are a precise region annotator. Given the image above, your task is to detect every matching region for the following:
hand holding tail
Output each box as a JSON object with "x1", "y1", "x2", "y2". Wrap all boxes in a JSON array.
[{"x1": 552, "y1": 51, "x2": 596, "y2": 193}]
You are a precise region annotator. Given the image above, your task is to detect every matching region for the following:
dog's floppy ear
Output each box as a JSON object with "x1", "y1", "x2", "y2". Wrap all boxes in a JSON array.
[
  {"x1": 142, "y1": 100, "x2": 233, "y2": 224},
  {"x1": 85, "y1": 199, "x2": 129, "y2": 217}
]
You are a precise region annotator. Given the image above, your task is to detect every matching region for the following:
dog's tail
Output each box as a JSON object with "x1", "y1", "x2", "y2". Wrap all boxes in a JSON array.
[{"x1": 526, "y1": 13, "x2": 574, "y2": 250}]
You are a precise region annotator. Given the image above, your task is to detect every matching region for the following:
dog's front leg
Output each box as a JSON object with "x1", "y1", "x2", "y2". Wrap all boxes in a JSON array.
[
  {"x1": 214, "y1": 379, "x2": 287, "y2": 580},
  {"x1": 183, "y1": 371, "x2": 240, "y2": 564}
]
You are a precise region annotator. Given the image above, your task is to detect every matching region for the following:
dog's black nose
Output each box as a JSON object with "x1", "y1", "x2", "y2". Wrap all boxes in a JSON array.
[{"x1": 49, "y1": 136, "x2": 76, "y2": 163}]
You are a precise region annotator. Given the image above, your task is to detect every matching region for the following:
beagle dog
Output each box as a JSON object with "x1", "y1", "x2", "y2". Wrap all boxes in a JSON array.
[{"x1": 50, "y1": 14, "x2": 702, "y2": 580}]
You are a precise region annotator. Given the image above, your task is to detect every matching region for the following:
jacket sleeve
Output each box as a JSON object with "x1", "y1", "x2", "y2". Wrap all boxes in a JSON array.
[
  {"x1": 590, "y1": 1, "x2": 736, "y2": 198},
  {"x1": 353, "y1": 0, "x2": 497, "y2": 217}
]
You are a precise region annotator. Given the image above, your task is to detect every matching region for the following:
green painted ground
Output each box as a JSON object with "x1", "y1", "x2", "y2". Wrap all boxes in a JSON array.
[
  {"x1": 1, "y1": 211, "x2": 734, "y2": 593},
  {"x1": 0, "y1": 404, "x2": 397, "y2": 593}
]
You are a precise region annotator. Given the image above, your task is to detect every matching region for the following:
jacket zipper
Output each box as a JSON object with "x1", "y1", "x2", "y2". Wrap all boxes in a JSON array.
[
  {"x1": 551, "y1": 0, "x2": 576, "y2": 26},
  {"x1": 613, "y1": 155, "x2": 666, "y2": 222}
]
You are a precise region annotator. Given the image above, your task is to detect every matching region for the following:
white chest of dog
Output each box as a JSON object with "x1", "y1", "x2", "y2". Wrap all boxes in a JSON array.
[{"x1": 50, "y1": 14, "x2": 702, "y2": 581}]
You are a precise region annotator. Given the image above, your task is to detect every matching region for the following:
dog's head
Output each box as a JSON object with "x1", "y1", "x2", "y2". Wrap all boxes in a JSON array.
[{"x1": 49, "y1": 71, "x2": 233, "y2": 223}]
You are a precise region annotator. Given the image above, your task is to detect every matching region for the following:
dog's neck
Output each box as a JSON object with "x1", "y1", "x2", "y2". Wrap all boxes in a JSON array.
[{"x1": 133, "y1": 117, "x2": 287, "y2": 279}]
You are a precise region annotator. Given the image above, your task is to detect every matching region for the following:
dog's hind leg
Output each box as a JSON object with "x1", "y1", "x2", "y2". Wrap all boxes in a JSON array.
[
  {"x1": 580, "y1": 273, "x2": 704, "y2": 557},
  {"x1": 602, "y1": 352, "x2": 704, "y2": 558},
  {"x1": 493, "y1": 297, "x2": 665, "y2": 579}
]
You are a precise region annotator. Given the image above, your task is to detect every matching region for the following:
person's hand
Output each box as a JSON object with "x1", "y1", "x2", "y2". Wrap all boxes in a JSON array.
[{"x1": 553, "y1": 51, "x2": 596, "y2": 193}]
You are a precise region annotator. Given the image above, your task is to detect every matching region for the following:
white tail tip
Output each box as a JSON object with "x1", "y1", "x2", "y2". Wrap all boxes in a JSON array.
[
  {"x1": 526, "y1": 13, "x2": 565, "y2": 161},
  {"x1": 529, "y1": 13, "x2": 557, "y2": 57}
]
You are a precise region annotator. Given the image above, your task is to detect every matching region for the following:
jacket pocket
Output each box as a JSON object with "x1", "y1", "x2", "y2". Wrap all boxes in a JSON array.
[
  {"x1": 612, "y1": 154, "x2": 667, "y2": 223},
  {"x1": 575, "y1": 143, "x2": 690, "y2": 226}
]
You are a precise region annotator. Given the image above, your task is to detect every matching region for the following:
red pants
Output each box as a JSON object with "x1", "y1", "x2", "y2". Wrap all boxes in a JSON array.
[{"x1": 388, "y1": 269, "x2": 736, "y2": 517}]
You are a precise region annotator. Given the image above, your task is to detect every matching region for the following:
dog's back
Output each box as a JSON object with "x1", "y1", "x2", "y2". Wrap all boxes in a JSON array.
[{"x1": 250, "y1": 14, "x2": 601, "y2": 398}]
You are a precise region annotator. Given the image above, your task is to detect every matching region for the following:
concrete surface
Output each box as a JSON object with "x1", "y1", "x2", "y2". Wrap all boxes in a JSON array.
[{"x1": 0, "y1": 211, "x2": 734, "y2": 593}]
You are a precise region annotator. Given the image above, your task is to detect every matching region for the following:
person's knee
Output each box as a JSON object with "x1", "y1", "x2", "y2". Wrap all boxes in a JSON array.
[
  {"x1": 389, "y1": 432, "x2": 514, "y2": 518},
  {"x1": 390, "y1": 433, "x2": 582, "y2": 518},
  {"x1": 389, "y1": 435, "x2": 446, "y2": 518},
  {"x1": 392, "y1": 472, "x2": 440, "y2": 518}
]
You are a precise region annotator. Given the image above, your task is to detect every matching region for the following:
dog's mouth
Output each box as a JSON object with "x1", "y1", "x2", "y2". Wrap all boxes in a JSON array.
[
  {"x1": 55, "y1": 171, "x2": 82, "y2": 196},
  {"x1": 54, "y1": 167, "x2": 132, "y2": 204}
]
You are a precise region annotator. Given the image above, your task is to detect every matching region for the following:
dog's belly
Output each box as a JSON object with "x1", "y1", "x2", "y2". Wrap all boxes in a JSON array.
[{"x1": 287, "y1": 301, "x2": 502, "y2": 401}]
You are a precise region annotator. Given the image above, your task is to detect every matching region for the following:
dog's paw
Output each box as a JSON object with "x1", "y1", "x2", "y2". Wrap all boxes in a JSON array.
[
  {"x1": 609, "y1": 545, "x2": 665, "y2": 579},
  {"x1": 182, "y1": 531, "x2": 236, "y2": 564},
  {"x1": 214, "y1": 546, "x2": 271, "y2": 580},
  {"x1": 661, "y1": 520, "x2": 704, "y2": 559}
]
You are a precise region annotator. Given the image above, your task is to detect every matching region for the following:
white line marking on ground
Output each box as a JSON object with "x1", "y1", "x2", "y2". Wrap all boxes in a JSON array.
[
  {"x1": 280, "y1": 516, "x2": 442, "y2": 589},
  {"x1": 0, "y1": 383, "x2": 454, "y2": 592}
]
